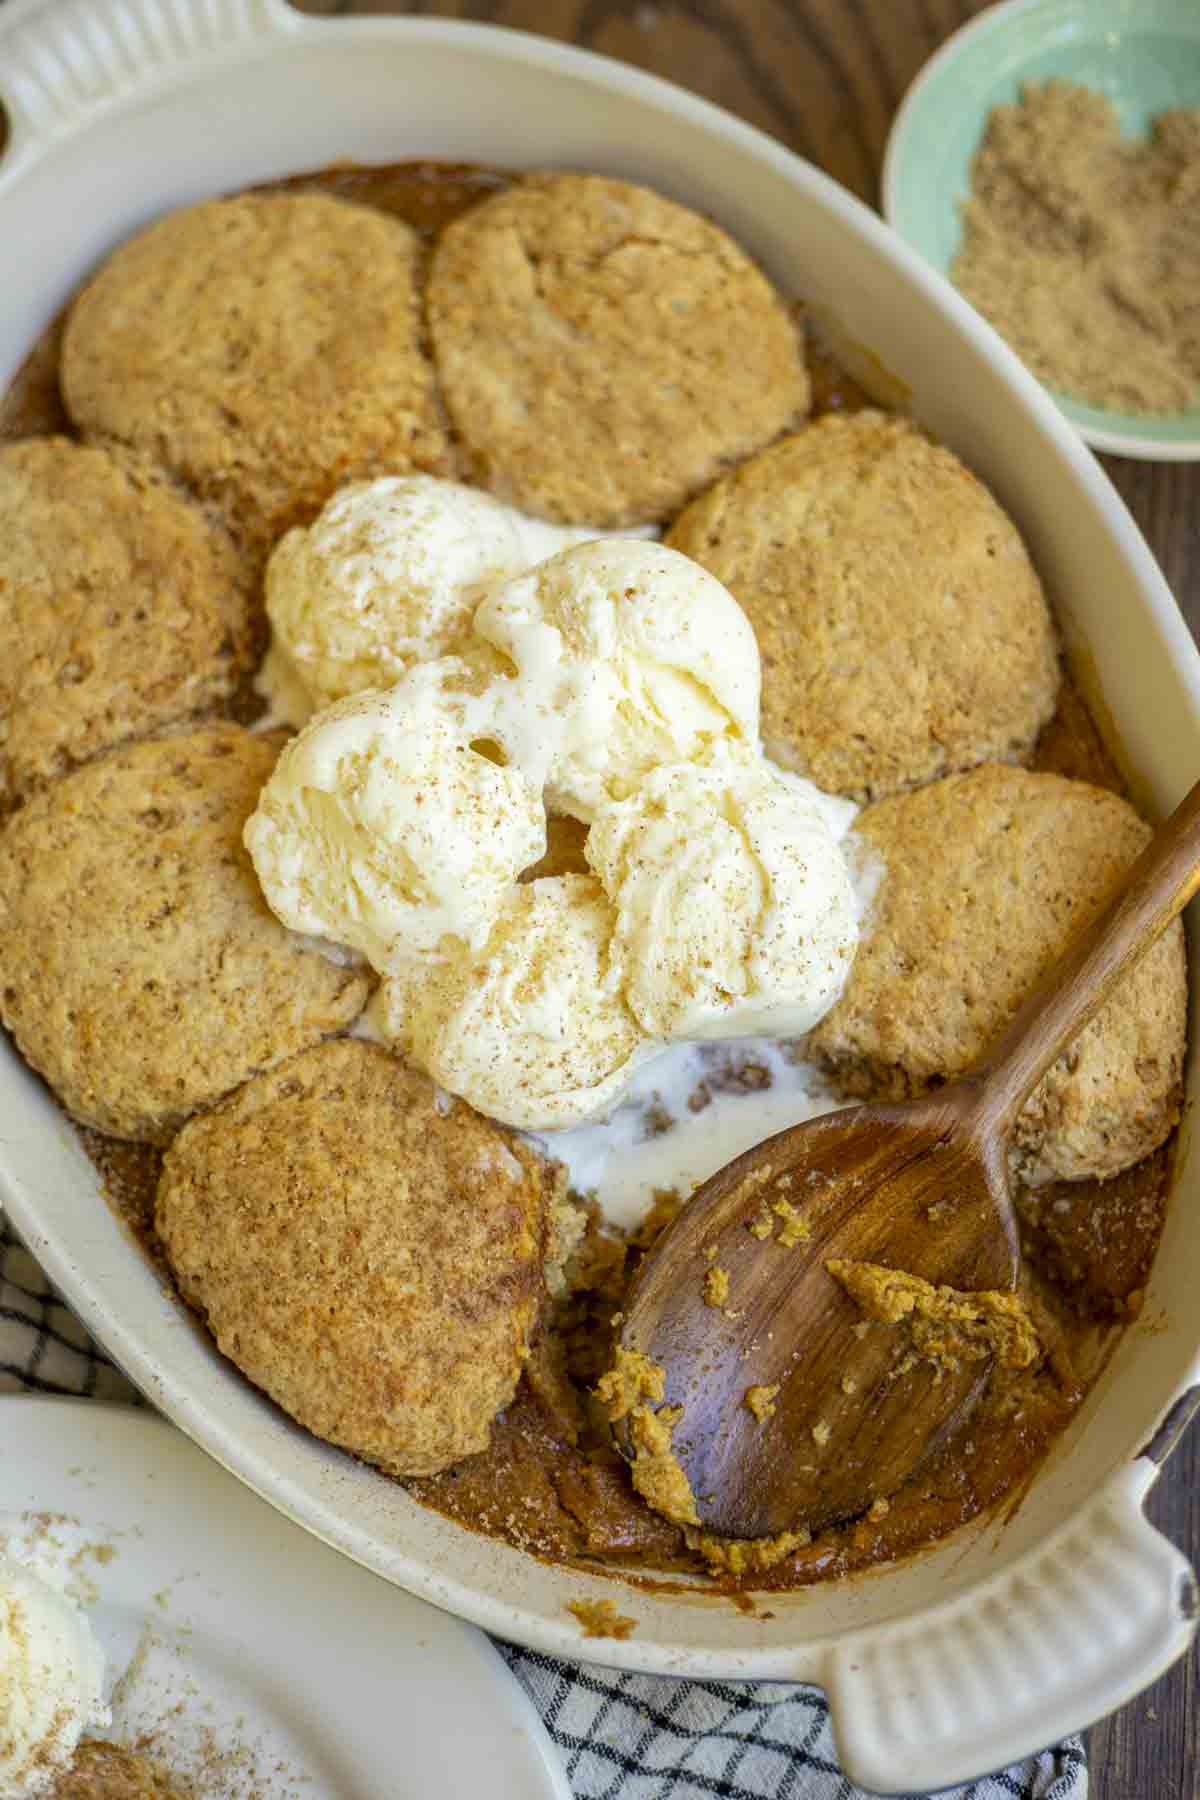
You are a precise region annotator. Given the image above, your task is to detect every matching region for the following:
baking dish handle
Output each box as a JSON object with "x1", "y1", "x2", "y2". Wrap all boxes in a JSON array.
[
  {"x1": 823, "y1": 1459, "x2": 1197, "y2": 1794},
  {"x1": 0, "y1": 0, "x2": 301, "y2": 176}
]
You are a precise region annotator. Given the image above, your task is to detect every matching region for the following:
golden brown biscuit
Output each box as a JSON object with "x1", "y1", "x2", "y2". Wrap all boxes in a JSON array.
[
  {"x1": 157, "y1": 1040, "x2": 568, "y2": 1477},
  {"x1": 61, "y1": 193, "x2": 450, "y2": 553},
  {"x1": 0, "y1": 438, "x2": 253, "y2": 807},
  {"x1": 667, "y1": 412, "x2": 1060, "y2": 800},
  {"x1": 427, "y1": 173, "x2": 809, "y2": 526},
  {"x1": 49, "y1": 1743, "x2": 187, "y2": 1800},
  {"x1": 0, "y1": 726, "x2": 366, "y2": 1142},
  {"x1": 810, "y1": 765, "x2": 1187, "y2": 1183}
]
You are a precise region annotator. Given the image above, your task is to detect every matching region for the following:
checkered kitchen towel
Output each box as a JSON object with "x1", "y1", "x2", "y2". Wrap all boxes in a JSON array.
[{"x1": 1, "y1": 1209, "x2": 1086, "y2": 1799}]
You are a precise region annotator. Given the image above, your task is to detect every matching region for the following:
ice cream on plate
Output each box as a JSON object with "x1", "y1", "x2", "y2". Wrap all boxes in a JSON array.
[{"x1": 0, "y1": 1552, "x2": 108, "y2": 1798}]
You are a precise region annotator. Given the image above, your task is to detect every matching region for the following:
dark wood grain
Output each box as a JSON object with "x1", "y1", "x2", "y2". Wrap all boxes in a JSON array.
[
  {"x1": 297, "y1": 4, "x2": 1198, "y2": 1790},
  {"x1": 618, "y1": 1091, "x2": 1019, "y2": 1538}
]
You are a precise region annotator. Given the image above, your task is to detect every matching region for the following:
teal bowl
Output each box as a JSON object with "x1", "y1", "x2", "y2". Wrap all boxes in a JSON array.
[{"x1": 882, "y1": 0, "x2": 1200, "y2": 460}]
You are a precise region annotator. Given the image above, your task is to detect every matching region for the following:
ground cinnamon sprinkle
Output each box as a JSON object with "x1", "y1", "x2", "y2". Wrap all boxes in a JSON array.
[{"x1": 951, "y1": 80, "x2": 1200, "y2": 414}]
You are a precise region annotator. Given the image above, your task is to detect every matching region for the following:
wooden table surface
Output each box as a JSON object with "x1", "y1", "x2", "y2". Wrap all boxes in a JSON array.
[{"x1": 307, "y1": 3, "x2": 1198, "y2": 1792}]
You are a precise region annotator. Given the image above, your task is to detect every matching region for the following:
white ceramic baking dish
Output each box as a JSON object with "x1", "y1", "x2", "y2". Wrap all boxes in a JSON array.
[{"x1": 0, "y1": 1, "x2": 1196, "y2": 1789}]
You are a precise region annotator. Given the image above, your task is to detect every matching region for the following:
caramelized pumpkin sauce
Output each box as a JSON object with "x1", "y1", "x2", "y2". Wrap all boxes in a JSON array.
[{"x1": 0, "y1": 159, "x2": 1172, "y2": 1594}]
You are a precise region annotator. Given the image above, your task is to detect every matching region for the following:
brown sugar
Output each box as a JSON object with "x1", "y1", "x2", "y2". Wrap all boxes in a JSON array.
[{"x1": 952, "y1": 81, "x2": 1200, "y2": 414}]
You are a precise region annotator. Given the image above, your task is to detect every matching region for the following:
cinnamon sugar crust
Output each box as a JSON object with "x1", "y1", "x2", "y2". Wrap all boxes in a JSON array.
[
  {"x1": 62, "y1": 193, "x2": 451, "y2": 556},
  {"x1": 667, "y1": 411, "x2": 1060, "y2": 800},
  {"x1": 428, "y1": 173, "x2": 809, "y2": 526},
  {"x1": 0, "y1": 726, "x2": 367, "y2": 1142},
  {"x1": 0, "y1": 437, "x2": 254, "y2": 807},
  {"x1": 157, "y1": 1040, "x2": 570, "y2": 1477}
]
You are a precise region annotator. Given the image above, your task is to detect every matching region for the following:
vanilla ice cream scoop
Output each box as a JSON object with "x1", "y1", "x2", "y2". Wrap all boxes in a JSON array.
[
  {"x1": 0, "y1": 1553, "x2": 108, "y2": 1798},
  {"x1": 260, "y1": 476, "x2": 602, "y2": 726},
  {"x1": 245, "y1": 658, "x2": 546, "y2": 970},
  {"x1": 373, "y1": 874, "x2": 653, "y2": 1129},
  {"x1": 473, "y1": 540, "x2": 761, "y2": 821},
  {"x1": 587, "y1": 745, "x2": 859, "y2": 1041}
]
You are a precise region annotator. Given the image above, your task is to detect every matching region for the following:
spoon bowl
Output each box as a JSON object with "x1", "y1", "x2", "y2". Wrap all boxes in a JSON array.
[{"x1": 616, "y1": 1084, "x2": 1018, "y2": 1540}]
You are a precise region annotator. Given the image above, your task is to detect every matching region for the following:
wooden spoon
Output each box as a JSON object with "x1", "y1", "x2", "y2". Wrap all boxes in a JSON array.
[{"x1": 613, "y1": 776, "x2": 1200, "y2": 1543}]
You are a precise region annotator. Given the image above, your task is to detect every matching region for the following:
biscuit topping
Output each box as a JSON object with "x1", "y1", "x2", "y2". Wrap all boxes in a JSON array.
[{"x1": 427, "y1": 171, "x2": 809, "y2": 526}]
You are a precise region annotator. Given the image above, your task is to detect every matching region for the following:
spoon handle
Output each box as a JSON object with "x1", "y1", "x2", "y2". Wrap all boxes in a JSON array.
[{"x1": 973, "y1": 774, "x2": 1200, "y2": 1136}]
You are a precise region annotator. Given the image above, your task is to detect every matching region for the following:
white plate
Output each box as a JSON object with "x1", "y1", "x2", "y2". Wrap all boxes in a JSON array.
[{"x1": 0, "y1": 1396, "x2": 569, "y2": 1800}]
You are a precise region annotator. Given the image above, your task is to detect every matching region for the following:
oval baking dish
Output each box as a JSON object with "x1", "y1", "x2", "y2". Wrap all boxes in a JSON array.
[{"x1": 0, "y1": 1, "x2": 1196, "y2": 1789}]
